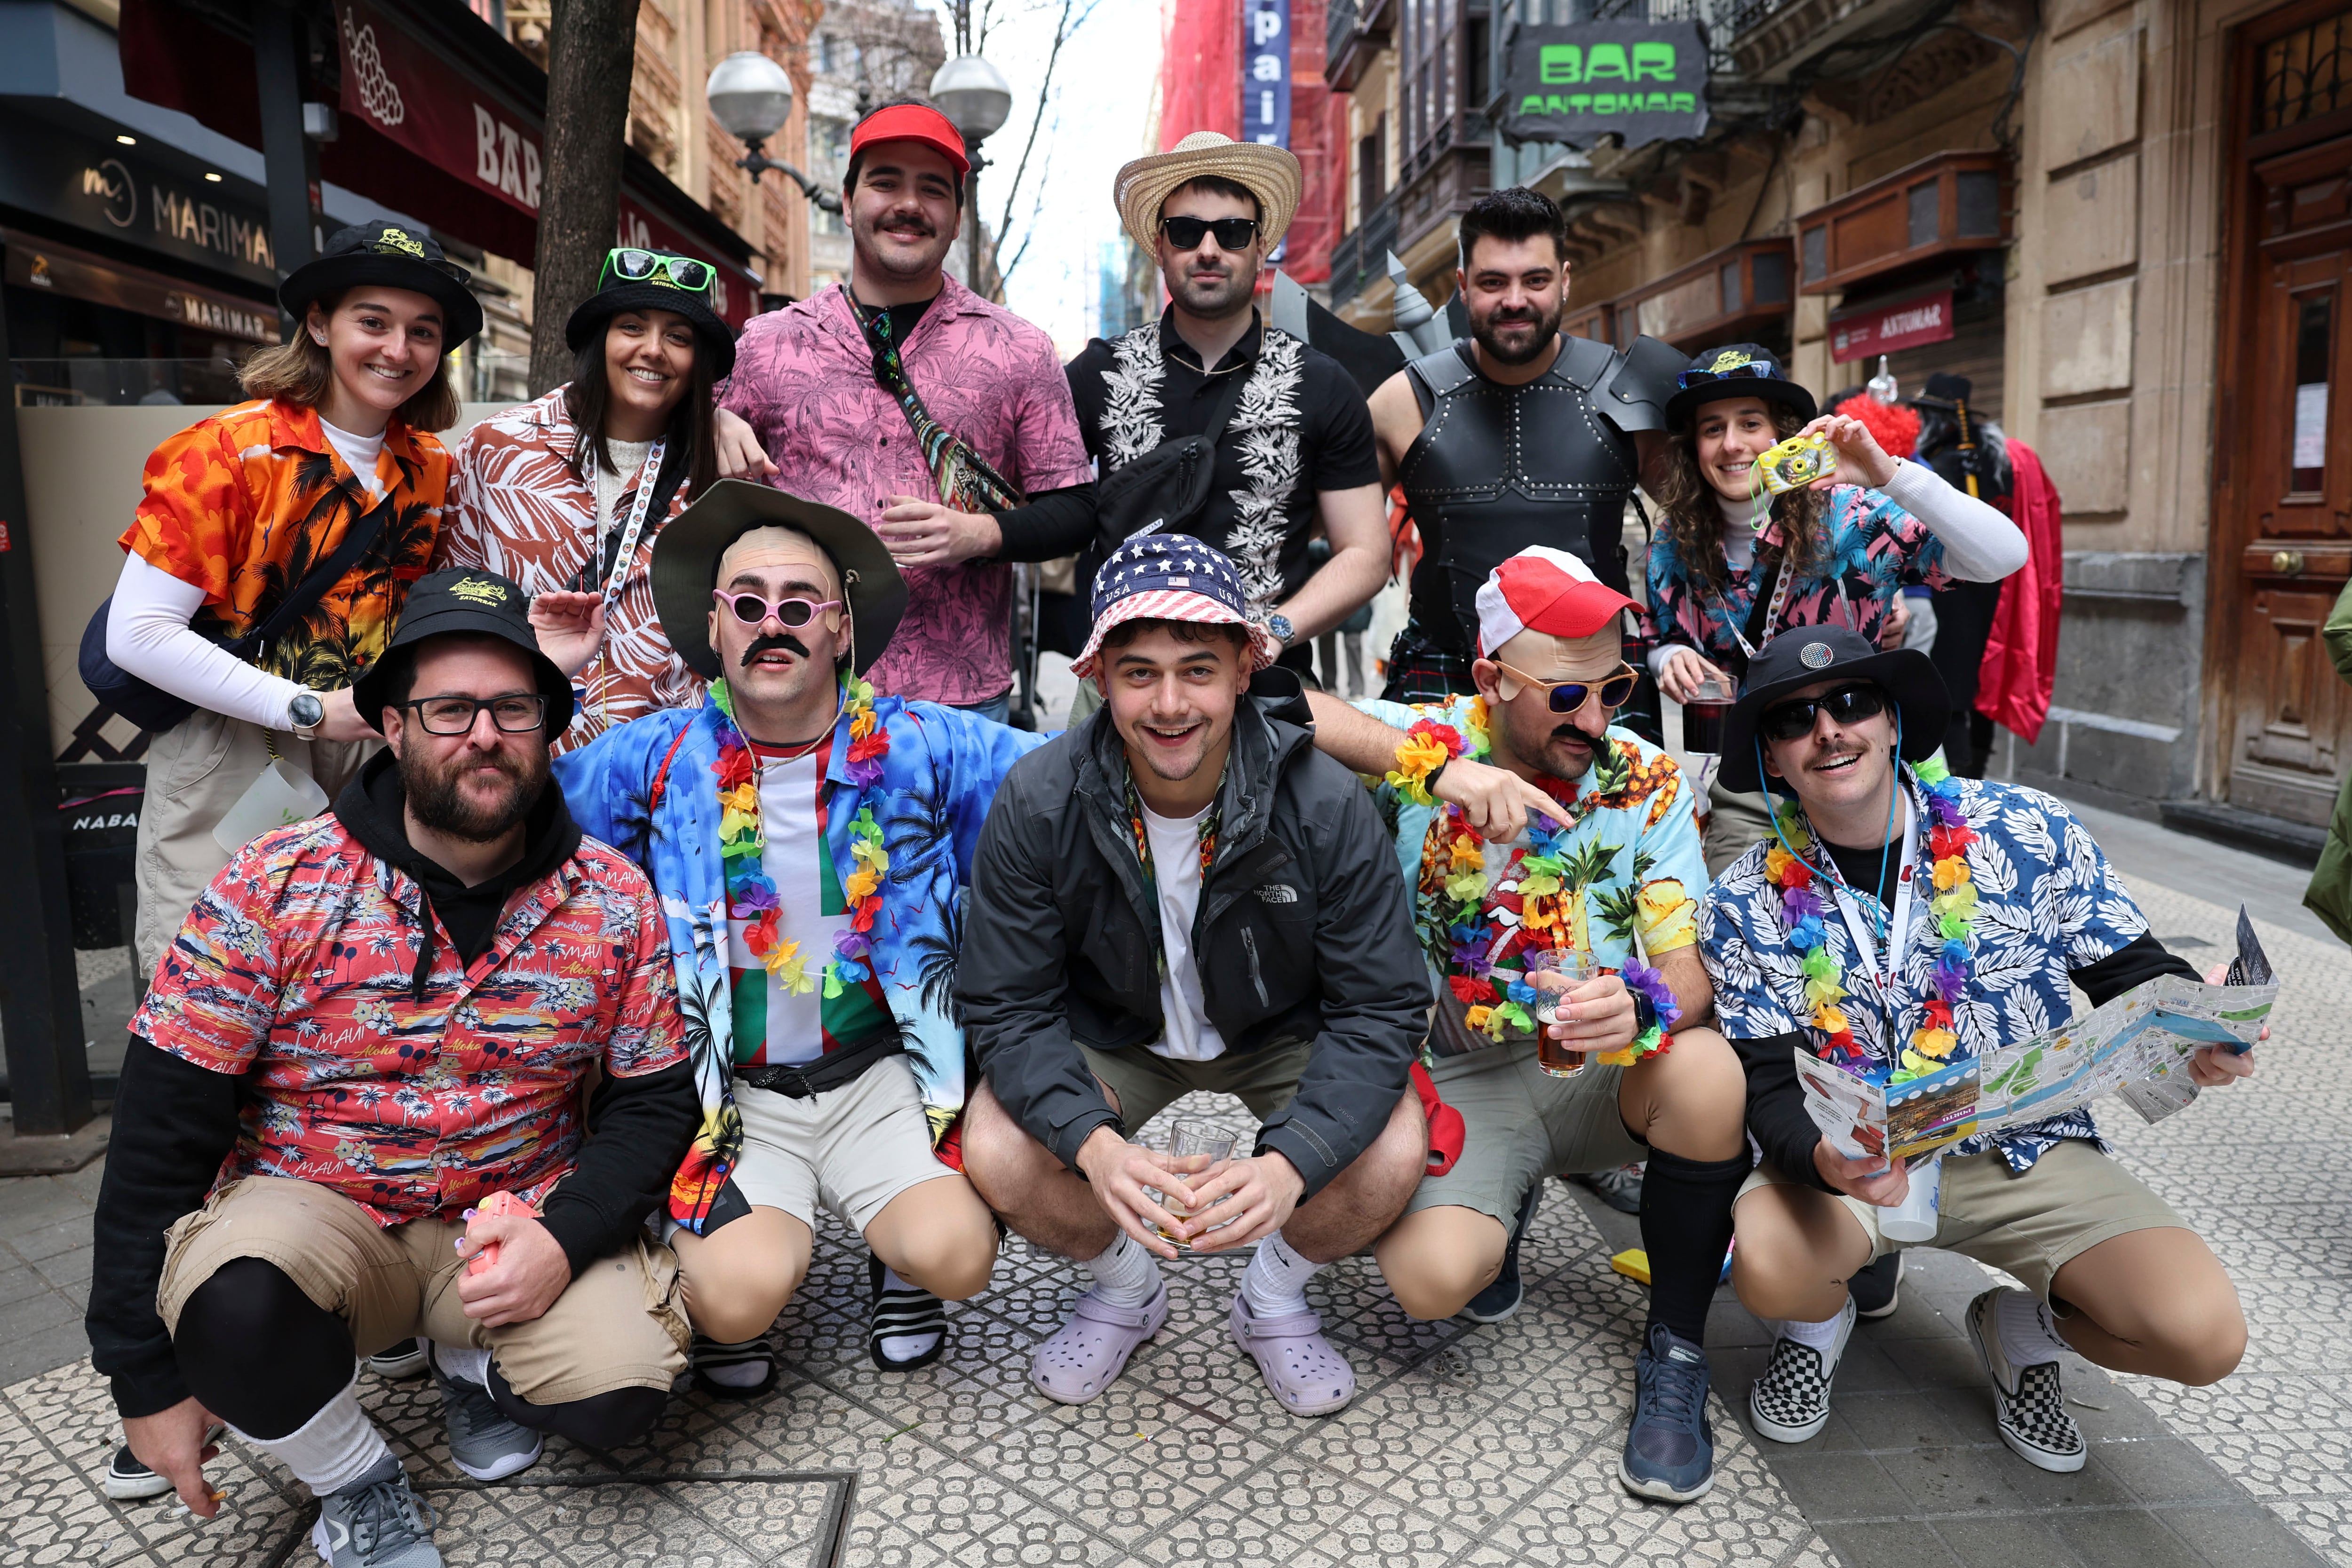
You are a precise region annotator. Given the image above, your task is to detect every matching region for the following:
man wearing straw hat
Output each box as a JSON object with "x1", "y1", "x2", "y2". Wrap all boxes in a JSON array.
[{"x1": 1060, "y1": 132, "x2": 1390, "y2": 716}]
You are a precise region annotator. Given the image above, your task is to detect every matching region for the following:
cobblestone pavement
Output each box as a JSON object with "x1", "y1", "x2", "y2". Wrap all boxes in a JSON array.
[{"x1": 2, "y1": 795, "x2": 2345, "y2": 1567}]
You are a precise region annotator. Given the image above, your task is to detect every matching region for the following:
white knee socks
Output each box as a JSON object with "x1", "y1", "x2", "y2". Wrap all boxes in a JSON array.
[
  {"x1": 234, "y1": 1373, "x2": 390, "y2": 1498},
  {"x1": 1083, "y1": 1232, "x2": 1162, "y2": 1308},
  {"x1": 1241, "y1": 1231, "x2": 1321, "y2": 1319}
]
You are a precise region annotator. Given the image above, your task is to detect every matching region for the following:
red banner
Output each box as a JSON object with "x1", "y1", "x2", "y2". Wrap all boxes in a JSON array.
[
  {"x1": 1830, "y1": 288, "x2": 1954, "y2": 364},
  {"x1": 334, "y1": 0, "x2": 756, "y2": 325}
]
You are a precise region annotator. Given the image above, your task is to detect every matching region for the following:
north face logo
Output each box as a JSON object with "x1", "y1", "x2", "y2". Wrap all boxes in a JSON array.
[{"x1": 1255, "y1": 884, "x2": 1298, "y2": 904}]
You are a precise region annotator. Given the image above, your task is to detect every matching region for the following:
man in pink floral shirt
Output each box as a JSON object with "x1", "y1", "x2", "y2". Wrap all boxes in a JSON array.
[{"x1": 715, "y1": 101, "x2": 1095, "y2": 715}]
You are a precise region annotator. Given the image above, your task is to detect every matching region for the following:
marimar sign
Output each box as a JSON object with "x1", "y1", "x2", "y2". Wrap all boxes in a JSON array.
[{"x1": 1499, "y1": 22, "x2": 1710, "y2": 149}]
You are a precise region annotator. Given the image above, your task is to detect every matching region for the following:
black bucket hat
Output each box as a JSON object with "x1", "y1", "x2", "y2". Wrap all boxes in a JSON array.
[
  {"x1": 566, "y1": 249, "x2": 737, "y2": 378},
  {"x1": 649, "y1": 479, "x2": 906, "y2": 680},
  {"x1": 1663, "y1": 342, "x2": 1819, "y2": 429},
  {"x1": 1716, "y1": 626, "x2": 1949, "y2": 796},
  {"x1": 1906, "y1": 372, "x2": 1972, "y2": 411},
  {"x1": 281, "y1": 222, "x2": 484, "y2": 349},
  {"x1": 351, "y1": 568, "x2": 575, "y2": 736}
]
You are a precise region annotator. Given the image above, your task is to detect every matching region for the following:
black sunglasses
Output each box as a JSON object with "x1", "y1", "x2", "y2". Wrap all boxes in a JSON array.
[
  {"x1": 1160, "y1": 215, "x2": 1261, "y2": 253},
  {"x1": 1674, "y1": 361, "x2": 1782, "y2": 391},
  {"x1": 1759, "y1": 683, "x2": 1888, "y2": 743}
]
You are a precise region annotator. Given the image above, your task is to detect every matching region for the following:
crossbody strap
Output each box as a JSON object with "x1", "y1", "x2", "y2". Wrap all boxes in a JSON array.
[{"x1": 237, "y1": 478, "x2": 393, "y2": 661}]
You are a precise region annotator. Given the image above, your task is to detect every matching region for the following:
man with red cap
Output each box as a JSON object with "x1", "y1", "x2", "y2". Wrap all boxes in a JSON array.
[
  {"x1": 1298, "y1": 544, "x2": 1752, "y2": 1505},
  {"x1": 712, "y1": 99, "x2": 1095, "y2": 720}
]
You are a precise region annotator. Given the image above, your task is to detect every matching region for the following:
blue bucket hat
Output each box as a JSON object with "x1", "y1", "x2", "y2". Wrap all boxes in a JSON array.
[{"x1": 1070, "y1": 534, "x2": 1282, "y2": 678}]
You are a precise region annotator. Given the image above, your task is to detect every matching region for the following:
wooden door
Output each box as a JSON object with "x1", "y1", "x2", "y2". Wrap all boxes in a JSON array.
[{"x1": 2217, "y1": 21, "x2": 2352, "y2": 826}]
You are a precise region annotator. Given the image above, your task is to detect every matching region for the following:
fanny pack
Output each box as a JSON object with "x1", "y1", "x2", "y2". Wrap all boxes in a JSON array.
[
  {"x1": 733, "y1": 1028, "x2": 905, "y2": 1100},
  {"x1": 1084, "y1": 361, "x2": 1253, "y2": 591}
]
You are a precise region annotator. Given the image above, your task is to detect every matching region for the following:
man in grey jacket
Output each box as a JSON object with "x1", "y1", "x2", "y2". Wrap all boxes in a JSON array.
[{"x1": 958, "y1": 536, "x2": 1432, "y2": 1417}]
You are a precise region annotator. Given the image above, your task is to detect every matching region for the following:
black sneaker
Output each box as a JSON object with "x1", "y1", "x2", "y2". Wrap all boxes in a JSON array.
[
  {"x1": 1462, "y1": 1181, "x2": 1543, "y2": 1323},
  {"x1": 363, "y1": 1338, "x2": 429, "y2": 1379},
  {"x1": 103, "y1": 1444, "x2": 173, "y2": 1502},
  {"x1": 1849, "y1": 1252, "x2": 1902, "y2": 1319},
  {"x1": 1567, "y1": 1163, "x2": 1645, "y2": 1214},
  {"x1": 1965, "y1": 1288, "x2": 2086, "y2": 1472},
  {"x1": 868, "y1": 1254, "x2": 948, "y2": 1370}
]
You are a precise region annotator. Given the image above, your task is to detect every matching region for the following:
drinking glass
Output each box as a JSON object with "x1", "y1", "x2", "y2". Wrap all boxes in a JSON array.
[
  {"x1": 1151, "y1": 1119, "x2": 1237, "y2": 1246},
  {"x1": 1526, "y1": 948, "x2": 1597, "y2": 1078}
]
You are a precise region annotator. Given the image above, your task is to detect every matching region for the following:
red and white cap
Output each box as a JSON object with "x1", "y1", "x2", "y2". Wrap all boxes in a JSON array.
[{"x1": 1475, "y1": 546, "x2": 1638, "y2": 658}]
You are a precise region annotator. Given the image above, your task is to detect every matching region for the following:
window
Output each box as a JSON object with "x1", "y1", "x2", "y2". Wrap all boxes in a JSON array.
[
  {"x1": 1359, "y1": 116, "x2": 1387, "y2": 217},
  {"x1": 1468, "y1": 16, "x2": 1490, "y2": 108},
  {"x1": 2291, "y1": 291, "x2": 2333, "y2": 492}
]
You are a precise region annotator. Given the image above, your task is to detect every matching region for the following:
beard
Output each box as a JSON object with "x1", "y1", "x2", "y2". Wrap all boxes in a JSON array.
[
  {"x1": 402, "y1": 739, "x2": 548, "y2": 845},
  {"x1": 1167, "y1": 254, "x2": 1258, "y2": 318},
  {"x1": 1471, "y1": 297, "x2": 1565, "y2": 366},
  {"x1": 1505, "y1": 702, "x2": 1598, "y2": 783}
]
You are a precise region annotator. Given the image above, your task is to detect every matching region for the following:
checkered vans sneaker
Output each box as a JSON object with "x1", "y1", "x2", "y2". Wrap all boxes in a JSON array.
[
  {"x1": 1965, "y1": 1288, "x2": 2086, "y2": 1472},
  {"x1": 1747, "y1": 1295, "x2": 1855, "y2": 1444}
]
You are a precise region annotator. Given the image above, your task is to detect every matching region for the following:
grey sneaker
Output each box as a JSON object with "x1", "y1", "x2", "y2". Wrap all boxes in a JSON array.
[
  {"x1": 310, "y1": 1454, "x2": 441, "y2": 1567},
  {"x1": 429, "y1": 1346, "x2": 543, "y2": 1482}
]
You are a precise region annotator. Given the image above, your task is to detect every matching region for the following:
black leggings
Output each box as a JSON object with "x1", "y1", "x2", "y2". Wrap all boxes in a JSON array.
[{"x1": 174, "y1": 1258, "x2": 666, "y2": 1449}]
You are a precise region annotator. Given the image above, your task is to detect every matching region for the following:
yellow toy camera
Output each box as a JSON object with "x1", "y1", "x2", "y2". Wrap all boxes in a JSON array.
[{"x1": 1756, "y1": 434, "x2": 1834, "y2": 494}]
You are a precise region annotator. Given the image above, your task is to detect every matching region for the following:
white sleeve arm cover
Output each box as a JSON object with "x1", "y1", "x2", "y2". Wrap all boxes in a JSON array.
[
  {"x1": 1878, "y1": 458, "x2": 2029, "y2": 582},
  {"x1": 104, "y1": 552, "x2": 307, "y2": 731}
]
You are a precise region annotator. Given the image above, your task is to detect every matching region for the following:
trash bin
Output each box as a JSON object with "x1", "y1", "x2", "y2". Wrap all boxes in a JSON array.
[{"x1": 58, "y1": 762, "x2": 143, "y2": 950}]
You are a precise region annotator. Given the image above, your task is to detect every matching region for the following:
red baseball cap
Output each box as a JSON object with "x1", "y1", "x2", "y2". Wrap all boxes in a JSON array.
[
  {"x1": 1475, "y1": 546, "x2": 1638, "y2": 657},
  {"x1": 849, "y1": 104, "x2": 970, "y2": 180}
]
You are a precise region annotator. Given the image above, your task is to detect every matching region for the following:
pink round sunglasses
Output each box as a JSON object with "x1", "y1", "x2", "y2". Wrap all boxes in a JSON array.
[{"x1": 712, "y1": 590, "x2": 844, "y2": 628}]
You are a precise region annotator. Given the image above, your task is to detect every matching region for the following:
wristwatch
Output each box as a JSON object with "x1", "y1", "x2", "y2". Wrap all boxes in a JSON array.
[
  {"x1": 287, "y1": 690, "x2": 325, "y2": 738},
  {"x1": 1630, "y1": 989, "x2": 1660, "y2": 1038},
  {"x1": 1265, "y1": 612, "x2": 1295, "y2": 649}
]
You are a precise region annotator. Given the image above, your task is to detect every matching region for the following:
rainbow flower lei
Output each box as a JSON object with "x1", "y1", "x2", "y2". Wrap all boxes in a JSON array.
[
  {"x1": 711, "y1": 674, "x2": 892, "y2": 1000},
  {"x1": 1764, "y1": 759, "x2": 1976, "y2": 1082},
  {"x1": 1388, "y1": 717, "x2": 1470, "y2": 804}
]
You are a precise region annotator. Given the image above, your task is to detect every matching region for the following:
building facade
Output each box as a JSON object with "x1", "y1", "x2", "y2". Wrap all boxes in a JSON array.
[{"x1": 1316, "y1": 0, "x2": 2352, "y2": 841}]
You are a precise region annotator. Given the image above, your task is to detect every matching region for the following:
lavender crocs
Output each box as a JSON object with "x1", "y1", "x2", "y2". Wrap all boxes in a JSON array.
[
  {"x1": 1229, "y1": 1294, "x2": 1357, "y2": 1416},
  {"x1": 1030, "y1": 1279, "x2": 1169, "y2": 1403}
]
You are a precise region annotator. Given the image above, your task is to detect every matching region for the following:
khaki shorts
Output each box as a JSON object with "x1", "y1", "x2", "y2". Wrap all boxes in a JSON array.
[
  {"x1": 1078, "y1": 1038, "x2": 1315, "y2": 1133},
  {"x1": 1736, "y1": 1139, "x2": 2191, "y2": 1300},
  {"x1": 157, "y1": 1176, "x2": 688, "y2": 1405},
  {"x1": 730, "y1": 1054, "x2": 958, "y2": 1233},
  {"x1": 1703, "y1": 777, "x2": 1777, "y2": 879},
  {"x1": 1405, "y1": 1040, "x2": 1644, "y2": 1225},
  {"x1": 134, "y1": 709, "x2": 374, "y2": 982}
]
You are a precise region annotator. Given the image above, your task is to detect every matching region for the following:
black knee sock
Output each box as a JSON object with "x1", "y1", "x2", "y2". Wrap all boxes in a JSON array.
[
  {"x1": 174, "y1": 1258, "x2": 356, "y2": 1439},
  {"x1": 487, "y1": 1362, "x2": 667, "y2": 1451},
  {"x1": 1638, "y1": 1149, "x2": 1750, "y2": 1345}
]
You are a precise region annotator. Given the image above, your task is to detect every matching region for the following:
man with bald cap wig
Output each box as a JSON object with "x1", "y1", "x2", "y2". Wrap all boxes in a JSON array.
[
  {"x1": 547, "y1": 480, "x2": 1045, "y2": 1395},
  {"x1": 1299, "y1": 546, "x2": 1751, "y2": 1505}
]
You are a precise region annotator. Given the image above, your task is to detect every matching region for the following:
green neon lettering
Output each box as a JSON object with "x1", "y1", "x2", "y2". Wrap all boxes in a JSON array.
[
  {"x1": 1631, "y1": 42, "x2": 1675, "y2": 81},
  {"x1": 1539, "y1": 44, "x2": 1581, "y2": 84},
  {"x1": 1584, "y1": 43, "x2": 1630, "y2": 81},
  {"x1": 1671, "y1": 92, "x2": 1696, "y2": 111}
]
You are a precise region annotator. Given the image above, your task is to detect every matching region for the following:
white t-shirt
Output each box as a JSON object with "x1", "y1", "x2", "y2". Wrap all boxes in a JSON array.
[
  {"x1": 319, "y1": 417, "x2": 386, "y2": 500},
  {"x1": 1139, "y1": 802, "x2": 1227, "y2": 1062},
  {"x1": 723, "y1": 751, "x2": 854, "y2": 1066}
]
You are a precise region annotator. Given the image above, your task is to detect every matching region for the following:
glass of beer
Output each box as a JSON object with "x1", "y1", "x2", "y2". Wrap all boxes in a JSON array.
[
  {"x1": 1150, "y1": 1120, "x2": 1237, "y2": 1246},
  {"x1": 1527, "y1": 948, "x2": 1597, "y2": 1078}
]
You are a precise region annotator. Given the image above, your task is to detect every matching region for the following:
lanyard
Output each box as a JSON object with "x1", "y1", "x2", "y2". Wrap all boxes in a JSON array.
[
  {"x1": 595, "y1": 436, "x2": 667, "y2": 620},
  {"x1": 1814, "y1": 792, "x2": 1918, "y2": 993},
  {"x1": 1725, "y1": 553, "x2": 1795, "y2": 663}
]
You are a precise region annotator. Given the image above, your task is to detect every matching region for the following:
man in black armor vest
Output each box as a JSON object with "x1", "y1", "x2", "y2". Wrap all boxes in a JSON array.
[{"x1": 1369, "y1": 188, "x2": 1684, "y2": 705}]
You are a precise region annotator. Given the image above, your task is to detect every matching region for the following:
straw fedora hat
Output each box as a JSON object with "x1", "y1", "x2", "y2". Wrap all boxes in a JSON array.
[{"x1": 1115, "y1": 132, "x2": 1303, "y2": 255}]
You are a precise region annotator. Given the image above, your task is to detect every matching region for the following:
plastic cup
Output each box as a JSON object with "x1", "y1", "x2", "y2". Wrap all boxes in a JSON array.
[
  {"x1": 1681, "y1": 675, "x2": 1733, "y2": 754},
  {"x1": 1527, "y1": 949, "x2": 1597, "y2": 1078},
  {"x1": 1877, "y1": 1156, "x2": 1941, "y2": 1244}
]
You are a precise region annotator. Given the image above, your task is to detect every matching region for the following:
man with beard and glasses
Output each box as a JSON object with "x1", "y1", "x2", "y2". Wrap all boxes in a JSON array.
[
  {"x1": 87, "y1": 569, "x2": 698, "y2": 1568},
  {"x1": 1060, "y1": 133, "x2": 1388, "y2": 720},
  {"x1": 1365, "y1": 187, "x2": 1685, "y2": 704},
  {"x1": 1296, "y1": 546, "x2": 1749, "y2": 1502},
  {"x1": 709, "y1": 99, "x2": 1094, "y2": 721}
]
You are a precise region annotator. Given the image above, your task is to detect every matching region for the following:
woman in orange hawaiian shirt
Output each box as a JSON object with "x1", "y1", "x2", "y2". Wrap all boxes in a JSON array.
[
  {"x1": 438, "y1": 249, "x2": 732, "y2": 752},
  {"x1": 104, "y1": 222, "x2": 483, "y2": 983}
]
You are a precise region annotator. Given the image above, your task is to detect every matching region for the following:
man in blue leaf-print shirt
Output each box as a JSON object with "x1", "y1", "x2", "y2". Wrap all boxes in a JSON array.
[{"x1": 1700, "y1": 627, "x2": 2256, "y2": 1475}]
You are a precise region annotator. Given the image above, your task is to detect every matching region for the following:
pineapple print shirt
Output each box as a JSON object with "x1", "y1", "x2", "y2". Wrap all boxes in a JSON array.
[
  {"x1": 1355, "y1": 699, "x2": 1707, "y2": 1059},
  {"x1": 120, "y1": 399, "x2": 449, "y2": 692}
]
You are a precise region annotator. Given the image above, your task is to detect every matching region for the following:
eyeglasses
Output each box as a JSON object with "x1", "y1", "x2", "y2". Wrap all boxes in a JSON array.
[
  {"x1": 1160, "y1": 215, "x2": 1261, "y2": 253},
  {"x1": 601, "y1": 248, "x2": 715, "y2": 293},
  {"x1": 712, "y1": 590, "x2": 844, "y2": 628},
  {"x1": 1759, "y1": 682, "x2": 1888, "y2": 743},
  {"x1": 402, "y1": 694, "x2": 548, "y2": 736},
  {"x1": 1674, "y1": 362, "x2": 1780, "y2": 390},
  {"x1": 1492, "y1": 659, "x2": 1639, "y2": 714}
]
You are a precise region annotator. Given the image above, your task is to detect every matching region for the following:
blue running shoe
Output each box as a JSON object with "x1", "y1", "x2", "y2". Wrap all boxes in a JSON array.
[
  {"x1": 1462, "y1": 1181, "x2": 1542, "y2": 1323},
  {"x1": 1620, "y1": 1322, "x2": 1715, "y2": 1503}
]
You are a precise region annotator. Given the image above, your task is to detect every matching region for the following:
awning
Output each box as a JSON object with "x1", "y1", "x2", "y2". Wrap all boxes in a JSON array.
[
  {"x1": 2, "y1": 225, "x2": 279, "y2": 342},
  {"x1": 116, "y1": 0, "x2": 760, "y2": 326}
]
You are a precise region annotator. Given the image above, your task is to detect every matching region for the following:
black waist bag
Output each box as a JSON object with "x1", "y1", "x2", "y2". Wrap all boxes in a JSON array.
[
  {"x1": 1082, "y1": 364, "x2": 1252, "y2": 591},
  {"x1": 80, "y1": 492, "x2": 390, "y2": 734}
]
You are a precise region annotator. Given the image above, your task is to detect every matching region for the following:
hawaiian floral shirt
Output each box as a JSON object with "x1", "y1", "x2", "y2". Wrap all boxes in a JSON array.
[
  {"x1": 440, "y1": 386, "x2": 704, "y2": 752},
  {"x1": 129, "y1": 816, "x2": 683, "y2": 1227},
  {"x1": 1647, "y1": 483, "x2": 1952, "y2": 673},
  {"x1": 1358, "y1": 697, "x2": 1706, "y2": 1059},
  {"x1": 555, "y1": 696, "x2": 1044, "y2": 1223},
  {"x1": 121, "y1": 399, "x2": 448, "y2": 690},
  {"x1": 1700, "y1": 772, "x2": 2139, "y2": 1169},
  {"x1": 719, "y1": 277, "x2": 1093, "y2": 706}
]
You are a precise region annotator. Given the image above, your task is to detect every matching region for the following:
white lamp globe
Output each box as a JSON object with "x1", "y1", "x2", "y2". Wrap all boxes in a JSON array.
[
  {"x1": 929, "y1": 54, "x2": 1012, "y2": 144},
  {"x1": 706, "y1": 51, "x2": 795, "y2": 145}
]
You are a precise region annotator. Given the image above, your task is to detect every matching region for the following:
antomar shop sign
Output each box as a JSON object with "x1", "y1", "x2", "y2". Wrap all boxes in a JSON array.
[{"x1": 1500, "y1": 22, "x2": 1709, "y2": 149}]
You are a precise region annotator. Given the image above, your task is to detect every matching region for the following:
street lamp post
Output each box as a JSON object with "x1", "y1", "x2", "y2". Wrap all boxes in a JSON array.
[
  {"x1": 706, "y1": 51, "x2": 842, "y2": 214},
  {"x1": 928, "y1": 55, "x2": 1011, "y2": 295}
]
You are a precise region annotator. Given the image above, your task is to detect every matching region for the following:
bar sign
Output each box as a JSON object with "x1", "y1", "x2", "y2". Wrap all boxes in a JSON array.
[{"x1": 1243, "y1": 0, "x2": 1291, "y2": 148}]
